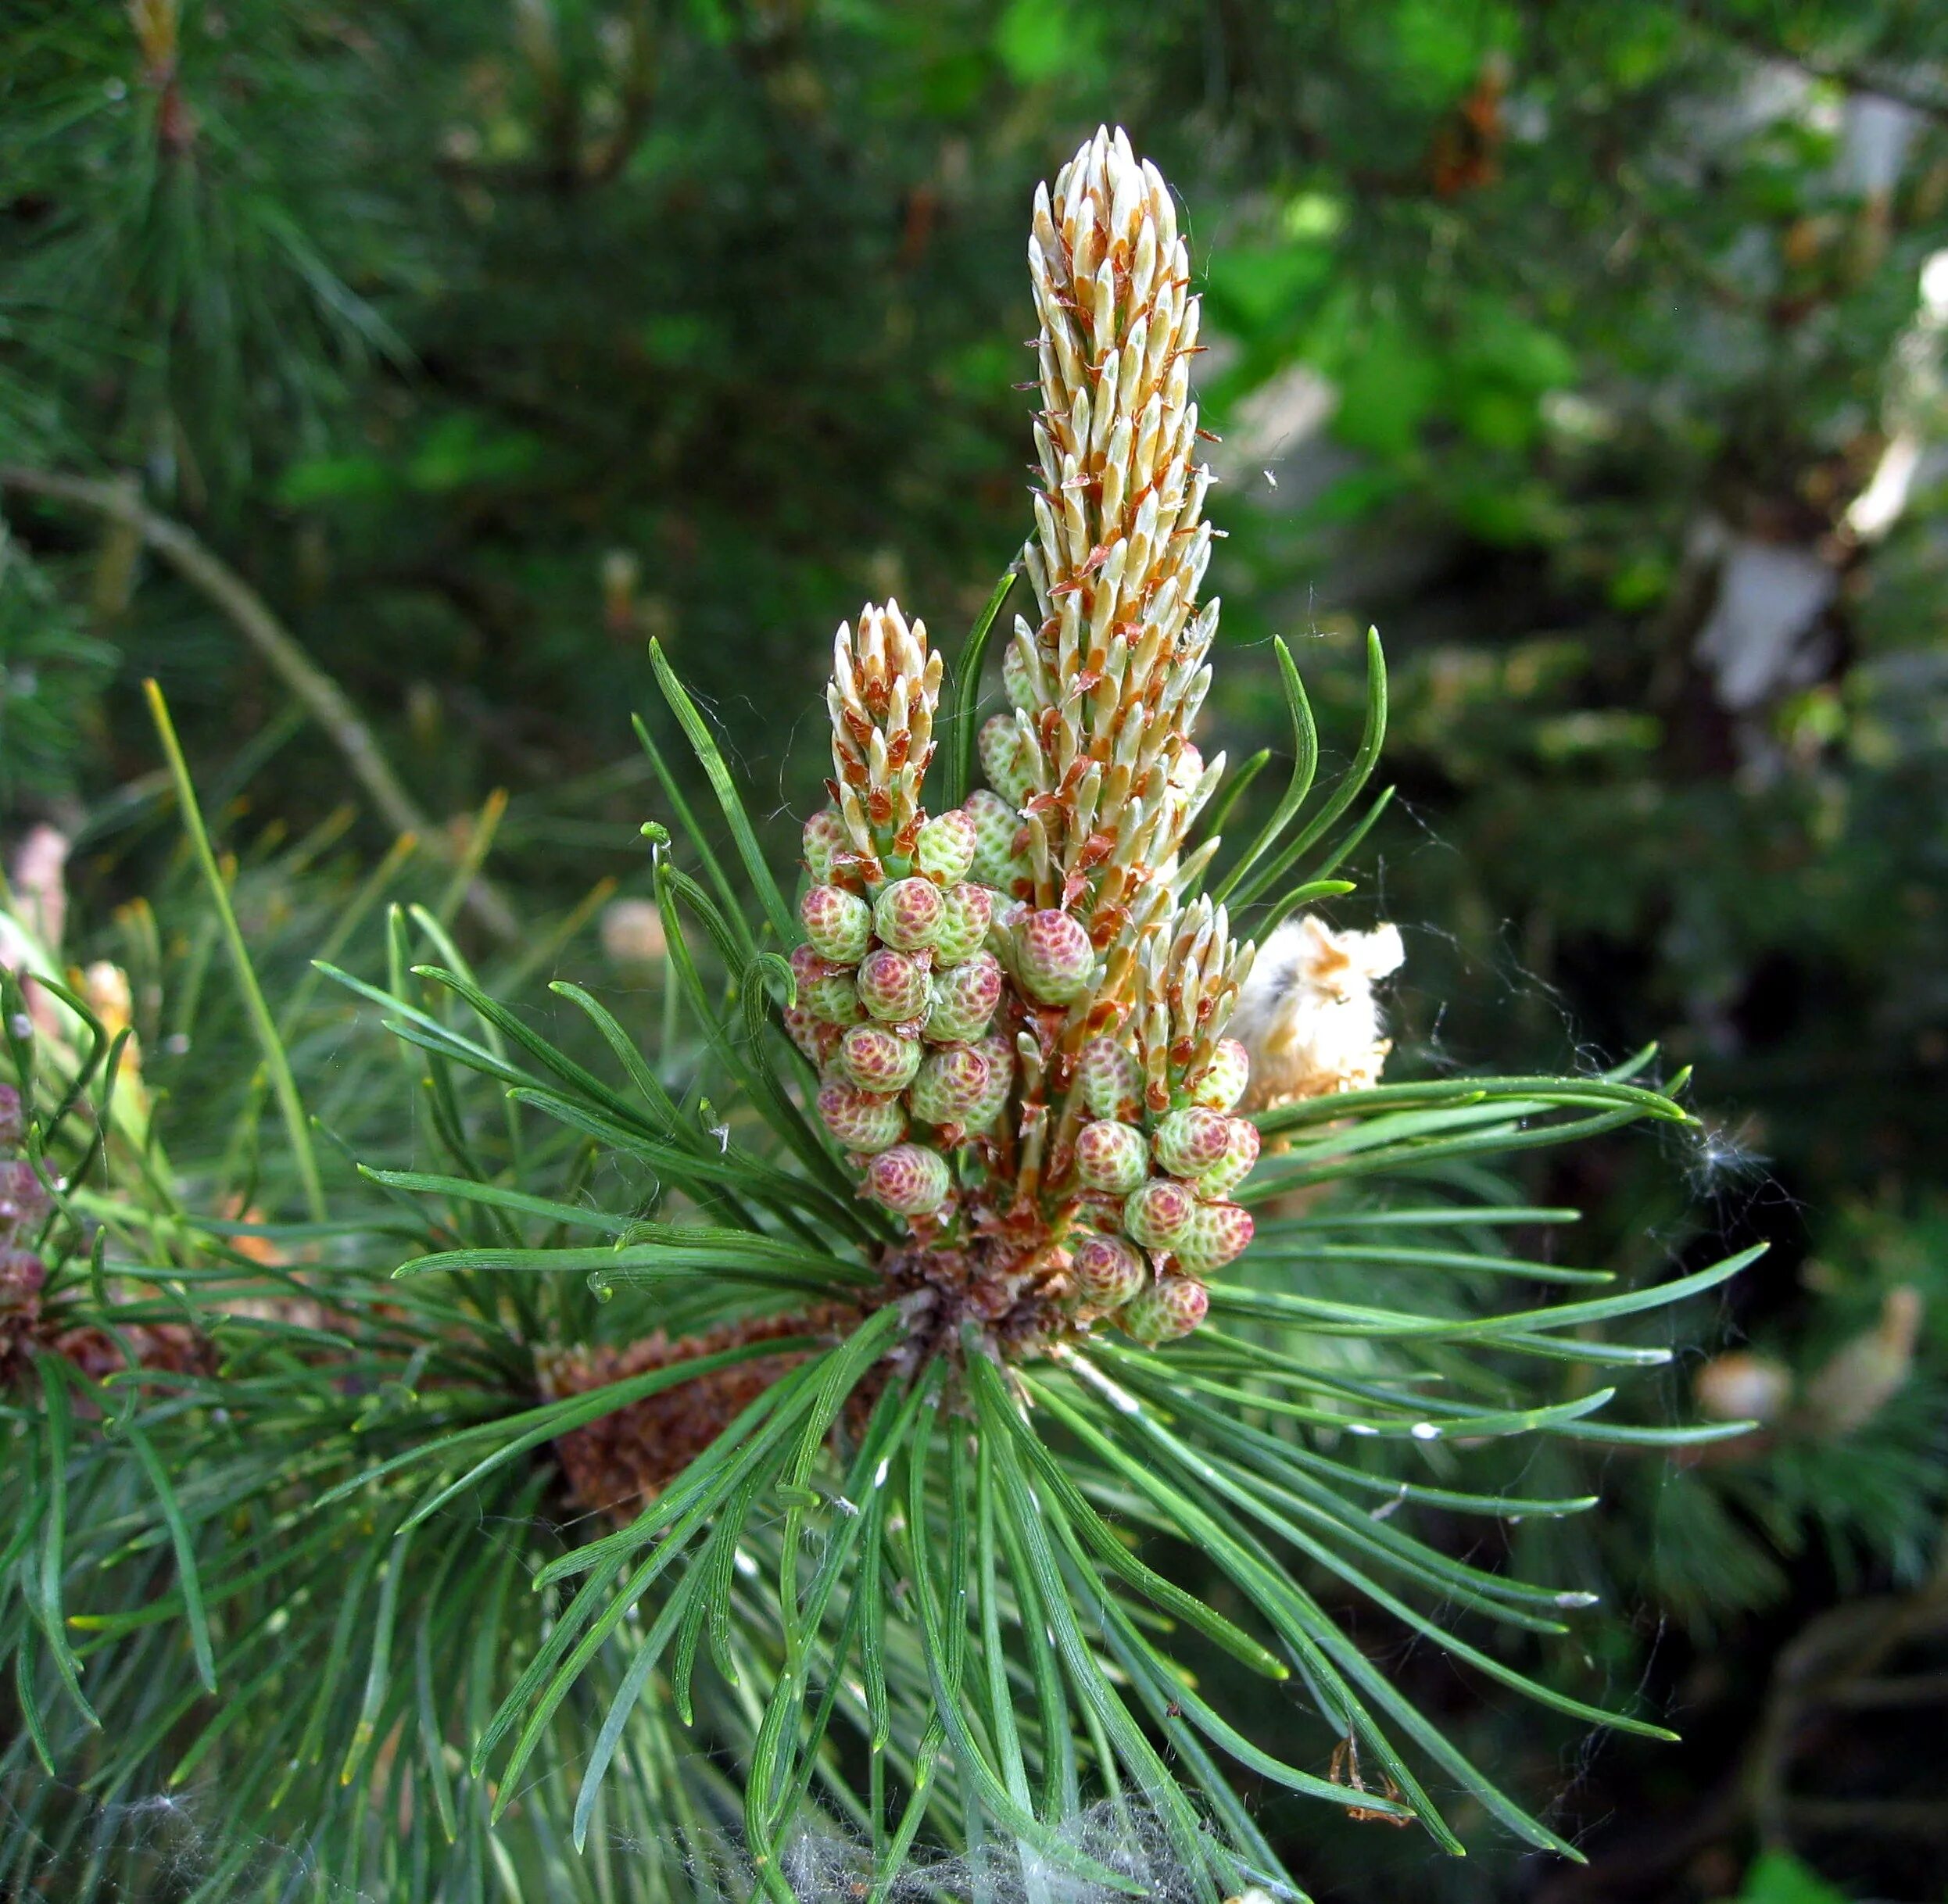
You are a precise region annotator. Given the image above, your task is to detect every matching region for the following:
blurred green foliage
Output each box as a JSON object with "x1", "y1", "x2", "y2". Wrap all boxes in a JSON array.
[
  {"x1": 0, "y1": 528, "x2": 116, "y2": 805},
  {"x1": 1716, "y1": 1851, "x2": 1855, "y2": 1903},
  {"x1": 3, "y1": 0, "x2": 1946, "y2": 1898}
]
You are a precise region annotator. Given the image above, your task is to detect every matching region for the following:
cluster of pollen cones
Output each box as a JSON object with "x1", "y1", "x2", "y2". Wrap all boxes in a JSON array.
[
  {"x1": 781, "y1": 127, "x2": 1398, "y2": 1356},
  {"x1": 513, "y1": 131, "x2": 1407, "y2": 1518}
]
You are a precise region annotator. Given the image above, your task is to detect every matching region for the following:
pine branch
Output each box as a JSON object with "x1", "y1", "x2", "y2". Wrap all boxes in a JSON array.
[{"x1": 0, "y1": 123, "x2": 1788, "y2": 1904}]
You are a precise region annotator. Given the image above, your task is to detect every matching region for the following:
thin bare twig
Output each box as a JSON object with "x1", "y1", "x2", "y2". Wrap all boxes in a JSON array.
[{"x1": 1, "y1": 464, "x2": 517, "y2": 939}]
